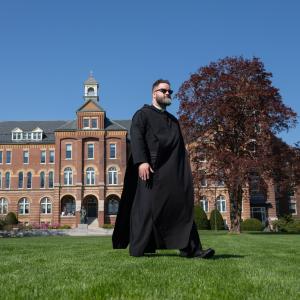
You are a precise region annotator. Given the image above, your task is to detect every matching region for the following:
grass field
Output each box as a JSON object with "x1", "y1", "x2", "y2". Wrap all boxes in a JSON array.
[{"x1": 0, "y1": 231, "x2": 299, "y2": 300}]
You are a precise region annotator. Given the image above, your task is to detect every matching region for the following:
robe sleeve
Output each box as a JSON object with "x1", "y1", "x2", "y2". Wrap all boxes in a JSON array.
[{"x1": 130, "y1": 110, "x2": 149, "y2": 165}]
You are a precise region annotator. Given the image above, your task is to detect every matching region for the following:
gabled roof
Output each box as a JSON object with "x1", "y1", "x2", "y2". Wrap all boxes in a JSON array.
[{"x1": 76, "y1": 99, "x2": 105, "y2": 112}]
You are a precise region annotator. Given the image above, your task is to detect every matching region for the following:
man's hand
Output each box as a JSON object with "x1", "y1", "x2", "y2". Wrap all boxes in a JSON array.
[{"x1": 138, "y1": 163, "x2": 154, "y2": 181}]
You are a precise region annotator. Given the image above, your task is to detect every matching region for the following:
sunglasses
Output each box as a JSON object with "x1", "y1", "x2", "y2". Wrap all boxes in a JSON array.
[{"x1": 155, "y1": 88, "x2": 173, "y2": 95}]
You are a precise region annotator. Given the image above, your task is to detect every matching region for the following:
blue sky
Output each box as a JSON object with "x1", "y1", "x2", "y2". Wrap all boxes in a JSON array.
[{"x1": 0, "y1": 0, "x2": 299, "y2": 145}]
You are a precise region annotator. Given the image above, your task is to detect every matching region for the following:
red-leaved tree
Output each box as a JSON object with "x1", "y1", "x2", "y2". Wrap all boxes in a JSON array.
[{"x1": 177, "y1": 56, "x2": 298, "y2": 232}]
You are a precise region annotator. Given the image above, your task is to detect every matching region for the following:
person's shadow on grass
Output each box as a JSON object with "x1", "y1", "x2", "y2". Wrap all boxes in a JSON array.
[{"x1": 144, "y1": 253, "x2": 245, "y2": 259}]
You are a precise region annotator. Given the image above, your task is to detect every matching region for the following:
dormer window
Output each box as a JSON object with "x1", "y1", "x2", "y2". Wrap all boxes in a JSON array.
[
  {"x1": 11, "y1": 127, "x2": 43, "y2": 141},
  {"x1": 11, "y1": 128, "x2": 23, "y2": 141},
  {"x1": 32, "y1": 127, "x2": 43, "y2": 141}
]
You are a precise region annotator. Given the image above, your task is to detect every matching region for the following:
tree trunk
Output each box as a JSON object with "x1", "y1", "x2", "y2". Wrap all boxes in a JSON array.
[{"x1": 229, "y1": 185, "x2": 243, "y2": 233}]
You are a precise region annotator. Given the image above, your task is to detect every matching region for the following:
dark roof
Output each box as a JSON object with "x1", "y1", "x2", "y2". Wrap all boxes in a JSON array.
[{"x1": 0, "y1": 119, "x2": 131, "y2": 144}]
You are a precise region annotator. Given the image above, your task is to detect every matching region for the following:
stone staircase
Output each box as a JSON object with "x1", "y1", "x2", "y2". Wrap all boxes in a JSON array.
[{"x1": 87, "y1": 217, "x2": 98, "y2": 228}]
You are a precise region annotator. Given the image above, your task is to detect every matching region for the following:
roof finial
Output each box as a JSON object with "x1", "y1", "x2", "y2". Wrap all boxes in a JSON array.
[{"x1": 89, "y1": 70, "x2": 94, "y2": 78}]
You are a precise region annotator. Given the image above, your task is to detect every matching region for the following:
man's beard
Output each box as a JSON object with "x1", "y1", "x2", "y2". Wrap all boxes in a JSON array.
[{"x1": 157, "y1": 95, "x2": 172, "y2": 107}]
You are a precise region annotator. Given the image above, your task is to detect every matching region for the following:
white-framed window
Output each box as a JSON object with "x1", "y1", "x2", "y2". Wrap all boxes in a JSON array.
[
  {"x1": 23, "y1": 150, "x2": 29, "y2": 164},
  {"x1": 289, "y1": 199, "x2": 297, "y2": 215},
  {"x1": 216, "y1": 195, "x2": 226, "y2": 212},
  {"x1": 18, "y1": 172, "x2": 24, "y2": 189},
  {"x1": 86, "y1": 167, "x2": 95, "y2": 185},
  {"x1": 91, "y1": 118, "x2": 98, "y2": 129},
  {"x1": 49, "y1": 150, "x2": 55, "y2": 163},
  {"x1": 6, "y1": 150, "x2": 12, "y2": 164},
  {"x1": 108, "y1": 167, "x2": 118, "y2": 185},
  {"x1": 66, "y1": 144, "x2": 72, "y2": 160},
  {"x1": 48, "y1": 171, "x2": 54, "y2": 188},
  {"x1": 109, "y1": 143, "x2": 116, "y2": 159},
  {"x1": 0, "y1": 172, "x2": 2, "y2": 188},
  {"x1": 19, "y1": 198, "x2": 29, "y2": 215},
  {"x1": 87, "y1": 144, "x2": 94, "y2": 159},
  {"x1": 26, "y1": 172, "x2": 32, "y2": 189},
  {"x1": 40, "y1": 150, "x2": 46, "y2": 164},
  {"x1": 64, "y1": 167, "x2": 73, "y2": 185},
  {"x1": 83, "y1": 118, "x2": 90, "y2": 129},
  {"x1": 40, "y1": 197, "x2": 52, "y2": 214},
  {"x1": 0, "y1": 150, "x2": 3, "y2": 164},
  {"x1": 200, "y1": 196, "x2": 209, "y2": 212},
  {"x1": 200, "y1": 176, "x2": 207, "y2": 187},
  {"x1": 5, "y1": 172, "x2": 10, "y2": 189},
  {"x1": 0, "y1": 197, "x2": 8, "y2": 214},
  {"x1": 40, "y1": 171, "x2": 45, "y2": 188}
]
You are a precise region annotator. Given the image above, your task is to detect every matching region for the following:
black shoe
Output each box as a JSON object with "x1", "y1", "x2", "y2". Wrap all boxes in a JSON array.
[{"x1": 193, "y1": 248, "x2": 215, "y2": 259}]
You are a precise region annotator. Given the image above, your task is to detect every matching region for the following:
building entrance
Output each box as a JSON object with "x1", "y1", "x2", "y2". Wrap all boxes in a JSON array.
[
  {"x1": 83, "y1": 196, "x2": 98, "y2": 218},
  {"x1": 251, "y1": 207, "x2": 267, "y2": 224}
]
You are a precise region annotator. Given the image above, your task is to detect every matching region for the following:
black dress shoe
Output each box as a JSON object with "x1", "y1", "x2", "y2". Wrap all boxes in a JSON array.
[{"x1": 193, "y1": 248, "x2": 215, "y2": 259}]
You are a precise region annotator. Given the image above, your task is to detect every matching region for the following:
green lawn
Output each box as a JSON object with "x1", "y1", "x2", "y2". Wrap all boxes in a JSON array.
[{"x1": 0, "y1": 231, "x2": 299, "y2": 300}]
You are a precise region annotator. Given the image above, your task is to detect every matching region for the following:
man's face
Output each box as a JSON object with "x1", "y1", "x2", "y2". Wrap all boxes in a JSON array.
[{"x1": 153, "y1": 83, "x2": 172, "y2": 107}]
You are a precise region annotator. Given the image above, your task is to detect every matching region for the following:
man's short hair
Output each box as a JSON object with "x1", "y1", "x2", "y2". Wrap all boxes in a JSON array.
[{"x1": 152, "y1": 79, "x2": 170, "y2": 92}]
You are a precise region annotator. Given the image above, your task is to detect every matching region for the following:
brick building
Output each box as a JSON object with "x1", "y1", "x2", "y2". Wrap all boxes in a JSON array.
[
  {"x1": 0, "y1": 74, "x2": 298, "y2": 228},
  {"x1": 0, "y1": 74, "x2": 130, "y2": 228}
]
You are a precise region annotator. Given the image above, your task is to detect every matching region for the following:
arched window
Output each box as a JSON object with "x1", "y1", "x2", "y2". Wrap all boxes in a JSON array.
[
  {"x1": 200, "y1": 196, "x2": 209, "y2": 212},
  {"x1": 19, "y1": 198, "x2": 29, "y2": 214},
  {"x1": 18, "y1": 172, "x2": 24, "y2": 189},
  {"x1": 27, "y1": 172, "x2": 32, "y2": 189},
  {"x1": 40, "y1": 171, "x2": 45, "y2": 188},
  {"x1": 200, "y1": 176, "x2": 207, "y2": 187},
  {"x1": 48, "y1": 171, "x2": 54, "y2": 188},
  {"x1": 64, "y1": 167, "x2": 73, "y2": 185},
  {"x1": 107, "y1": 198, "x2": 119, "y2": 215},
  {"x1": 40, "y1": 197, "x2": 52, "y2": 214},
  {"x1": 61, "y1": 197, "x2": 75, "y2": 216},
  {"x1": 108, "y1": 167, "x2": 117, "y2": 185},
  {"x1": 5, "y1": 172, "x2": 10, "y2": 189},
  {"x1": 216, "y1": 195, "x2": 226, "y2": 212},
  {"x1": 0, "y1": 198, "x2": 8, "y2": 214},
  {"x1": 86, "y1": 167, "x2": 95, "y2": 185},
  {"x1": 87, "y1": 87, "x2": 95, "y2": 96}
]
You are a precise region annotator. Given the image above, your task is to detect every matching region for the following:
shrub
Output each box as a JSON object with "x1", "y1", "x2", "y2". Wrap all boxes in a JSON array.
[
  {"x1": 209, "y1": 209, "x2": 225, "y2": 230},
  {"x1": 273, "y1": 216, "x2": 300, "y2": 233},
  {"x1": 0, "y1": 218, "x2": 6, "y2": 230},
  {"x1": 5, "y1": 212, "x2": 18, "y2": 225},
  {"x1": 59, "y1": 225, "x2": 71, "y2": 229},
  {"x1": 102, "y1": 224, "x2": 114, "y2": 229},
  {"x1": 194, "y1": 205, "x2": 210, "y2": 229},
  {"x1": 240, "y1": 218, "x2": 263, "y2": 231}
]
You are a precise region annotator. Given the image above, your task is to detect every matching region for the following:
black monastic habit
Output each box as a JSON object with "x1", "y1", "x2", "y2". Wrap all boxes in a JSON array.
[{"x1": 112, "y1": 104, "x2": 200, "y2": 256}]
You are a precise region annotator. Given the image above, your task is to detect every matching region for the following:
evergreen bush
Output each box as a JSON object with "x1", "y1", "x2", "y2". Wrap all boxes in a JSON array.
[
  {"x1": 273, "y1": 216, "x2": 300, "y2": 233},
  {"x1": 240, "y1": 218, "x2": 263, "y2": 231},
  {"x1": 5, "y1": 212, "x2": 18, "y2": 225},
  {"x1": 194, "y1": 205, "x2": 210, "y2": 229},
  {"x1": 209, "y1": 209, "x2": 225, "y2": 230},
  {"x1": 0, "y1": 218, "x2": 6, "y2": 230}
]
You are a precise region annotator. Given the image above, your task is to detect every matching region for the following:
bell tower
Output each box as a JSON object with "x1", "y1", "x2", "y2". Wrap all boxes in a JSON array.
[{"x1": 84, "y1": 71, "x2": 99, "y2": 102}]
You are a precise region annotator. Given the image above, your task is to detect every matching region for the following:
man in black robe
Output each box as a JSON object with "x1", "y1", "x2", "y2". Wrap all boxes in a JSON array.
[{"x1": 113, "y1": 79, "x2": 215, "y2": 258}]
